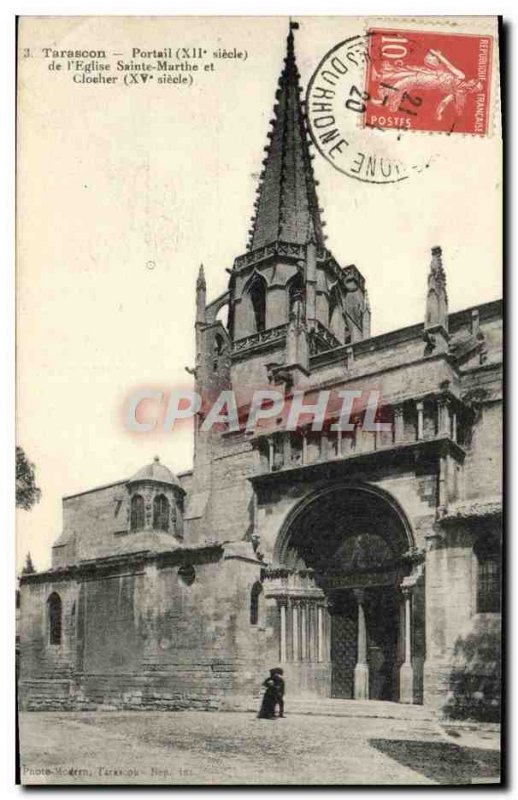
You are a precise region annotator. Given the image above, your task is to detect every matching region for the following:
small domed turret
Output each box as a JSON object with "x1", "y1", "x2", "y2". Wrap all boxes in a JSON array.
[
  {"x1": 126, "y1": 456, "x2": 184, "y2": 538},
  {"x1": 128, "y1": 455, "x2": 181, "y2": 488}
]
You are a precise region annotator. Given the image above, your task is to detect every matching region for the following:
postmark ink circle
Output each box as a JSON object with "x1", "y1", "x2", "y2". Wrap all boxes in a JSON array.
[{"x1": 306, "y1": 33, "x2": 430, "y2": 184}]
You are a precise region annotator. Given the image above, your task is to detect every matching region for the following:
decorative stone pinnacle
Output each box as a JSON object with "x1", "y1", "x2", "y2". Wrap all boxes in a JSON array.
[
  {"x1": 196, "y1": 264, "x2": 206, "y2": 290},
  {"x1": 153, "y1": 455, "x2": 160, "y2": 463},
  {"x1": 425, "y1": 245, "x2": 449, "y2": 336},
  {"x1": 429, "y1": 246, "x2": 446, "y2": 290}
]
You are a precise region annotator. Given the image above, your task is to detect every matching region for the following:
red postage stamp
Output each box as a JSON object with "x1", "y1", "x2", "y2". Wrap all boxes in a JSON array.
[{"x1": 363, "y1": 29, "x2": 493, "y2": 135}]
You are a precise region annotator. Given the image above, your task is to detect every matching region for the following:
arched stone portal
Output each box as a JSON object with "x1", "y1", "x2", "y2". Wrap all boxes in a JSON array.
[{"x1": 265, "y1": 484, "x2": 424, "y2": 704}]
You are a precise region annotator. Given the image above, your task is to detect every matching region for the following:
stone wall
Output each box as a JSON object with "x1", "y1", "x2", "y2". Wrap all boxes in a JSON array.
[
  {"x1": 463, "y1": 401, "x2": 502, "y2": 501},
  {"x1": 18, "y1": 550, "x2": 274, "y2": 712},
  {"x1": 423, "y1": 514, "x2": 502, "y2": 714},
  {"x1": 19, "y1": 576, "x2": 79, "y2": 684},
  {"x1": 442, "y1": 612, "x2": 501, "y2": 722},
  {"x1": 19, "y1": 301, "x2": 502, "y2": 714}
]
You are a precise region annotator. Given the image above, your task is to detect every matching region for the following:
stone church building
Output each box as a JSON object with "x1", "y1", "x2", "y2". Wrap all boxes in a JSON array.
[{"x1": 19, "y1": 28, "x2": 502, "y2": 714}]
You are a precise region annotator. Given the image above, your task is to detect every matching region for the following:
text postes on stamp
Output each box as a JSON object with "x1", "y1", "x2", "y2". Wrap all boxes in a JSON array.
[{"x1": 364, "y1": 29, "x2": 493, "y2": 136}]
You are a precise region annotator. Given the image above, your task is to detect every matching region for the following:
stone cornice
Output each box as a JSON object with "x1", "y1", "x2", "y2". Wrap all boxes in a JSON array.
[
  {"x1": 437, "y1": 497, "x2": 503, "y2": 523},
  {"x1": 19, "y1": 543, "x2": 224, "y2": 585}
]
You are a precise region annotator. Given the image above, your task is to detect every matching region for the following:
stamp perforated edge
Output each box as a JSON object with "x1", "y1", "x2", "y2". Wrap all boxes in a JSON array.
[{"x1": 359, "y1": 16, "x2": 501, "y2": 140}]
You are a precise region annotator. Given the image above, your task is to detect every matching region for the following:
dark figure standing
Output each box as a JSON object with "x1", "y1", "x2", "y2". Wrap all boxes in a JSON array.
[
  {"x1": 257, "y1": 668, "x2": 285, "y2": 719},
  {"x1": 272, "y1": 669, "x2": 285, "y2": 717}
]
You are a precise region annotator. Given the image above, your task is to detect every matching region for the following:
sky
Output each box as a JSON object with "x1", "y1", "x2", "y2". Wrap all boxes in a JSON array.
[{"x1": 16, "y1": 16, "x2": 501, "y2": 571}]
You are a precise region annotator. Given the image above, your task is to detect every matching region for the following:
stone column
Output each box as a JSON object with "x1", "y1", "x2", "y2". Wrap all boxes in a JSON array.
[
  {"x1": 416, "y1": 400, "x2": 424, "y2": 441},
  {"x1": 292, "y1": 601, "x2": 299, "y2": 662},
  {"x1": 353, "y1": 422, "x2": 359, "y2": 452},
  {"x1": 423, "y1": 529, "x2": 447, "y2": 708},
  {"x1": 393, "y1": 405, "x2": 404, "y2": 444},
  {"x1": 302, "y1": 433, "x2": 308, "y2": 465},
  {"x1": 437, "y1": 397, "x2": 451, "y2": 438},
  {"x1": 300, "y1": 602, "x2": 307, "y2": 661},
  {"x1": 317, "y1": 604, "x2": 324, "y2": 662},
  {"x1": 320, "y1": 432, "x2": 329, "y2": 462},
  {"x1": 279, "y1": 600, "x2": 287, "y2": 663},
  {"x1": 399, "y1": 587, "x2": 414, "y2": 703},
  {"x1": 268, "y1": 438, "x2": 274, "y2": 472},
  {"x1": 326, "y1": 605, "x2": 332, "y2": 661},
  {"x1": 353, "y1": 589, "x2": 369, "y2": 700},
  {"x1": 309, "y1": 602, "x2": 318, "y2": 662},
  {"x1": 283, "y1": 433, "x2": 291, "y2": 467}
]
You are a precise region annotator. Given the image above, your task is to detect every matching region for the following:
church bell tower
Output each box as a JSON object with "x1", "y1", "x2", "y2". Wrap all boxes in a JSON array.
[{"x1": 195, "y1": 22, "x2": 370, "y2": 394}]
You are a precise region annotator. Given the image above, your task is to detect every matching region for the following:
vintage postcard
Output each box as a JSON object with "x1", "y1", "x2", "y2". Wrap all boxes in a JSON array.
[{"x1": 16, "y1": 15, "x2": 502, "y2": 785}]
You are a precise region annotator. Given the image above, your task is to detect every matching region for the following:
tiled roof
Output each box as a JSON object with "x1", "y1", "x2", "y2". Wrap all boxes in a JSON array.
[{"x1": 128, "y1": 456, "x2": 181, "y2": 487}]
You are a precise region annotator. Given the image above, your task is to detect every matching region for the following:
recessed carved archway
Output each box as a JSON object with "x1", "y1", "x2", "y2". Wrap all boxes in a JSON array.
[
  {"x1": 273, "y1": 481, "x2": 415, "y2": 569},
  {"x1": 266, "y1": 482, "x2": 421, "y2": 703}
]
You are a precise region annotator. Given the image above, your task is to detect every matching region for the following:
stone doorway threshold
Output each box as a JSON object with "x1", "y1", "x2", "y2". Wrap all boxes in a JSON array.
[{"x1": 286, "y1": 697, "x2": 434, "y2": 722}]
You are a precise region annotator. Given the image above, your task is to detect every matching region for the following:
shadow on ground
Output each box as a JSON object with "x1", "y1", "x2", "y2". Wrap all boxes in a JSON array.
[{"x1": 369, "y1": 738, "x2": 500, "y2": 785}]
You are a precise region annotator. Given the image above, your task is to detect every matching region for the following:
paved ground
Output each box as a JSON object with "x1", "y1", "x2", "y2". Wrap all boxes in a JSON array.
[{"x1": 18, "y1": 711, "x2": 501, "y2": 786}]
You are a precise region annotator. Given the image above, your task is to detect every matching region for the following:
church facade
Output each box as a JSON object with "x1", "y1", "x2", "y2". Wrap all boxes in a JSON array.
[{"x1": 19, "y1": 28, "x2": 502, "y2": 715}]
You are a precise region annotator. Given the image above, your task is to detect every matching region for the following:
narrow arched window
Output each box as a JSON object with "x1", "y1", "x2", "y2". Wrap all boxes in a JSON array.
[
  {"x1": 250, "y1": 582, "x2": 263, "y2": 625},
  {"x1": 130, "y1": 494, "x2": 145, "y2": 531},
  {"x1": 214, "y1": 334, "x2": 224, "y2": 356},
  {"x1": 153, "y1": 494, "x2": 170, "y2": 531},
  {"x1": 70, "y1": 602, "x2": 76, "y2": 642},
  {"x1": 329, "y1": 285, "x2": 343, "y2": 326},
  {"x1": 287, "y1": 273, "x2": 304, "y2": 317},
  {"x1": 48, "y1": 592, "x2": 62, "y2": 645},
  {"x1": 475, "y1": 535, "x2": 501, "y2": 614},
  {"x1": 329, "y1": 285, "x2": 346, "y2": 342},
  {"x1": 213, "y1": 333, "x2": 225, "y2": 371},
  {"x1": 249, "y1": 277, "x2": 266, "y2": 333}
]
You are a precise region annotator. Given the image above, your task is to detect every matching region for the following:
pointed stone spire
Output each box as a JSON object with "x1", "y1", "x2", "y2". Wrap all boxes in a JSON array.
[
  {"x1": 22, "y1": 551, "x2": 35, "y2": 575},
  {"x1": 196, "y1": 263, "x2": 206, "y2": 291},
  {"x1": 248, "y1": 22, "x2": 325, "y2": 251},
  {"x1": 196, "y1": 264, "x2": 206, "y2": 325}
]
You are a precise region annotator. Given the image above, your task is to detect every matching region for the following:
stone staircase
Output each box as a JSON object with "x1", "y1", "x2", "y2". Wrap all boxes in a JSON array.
[{"x1": 285, "y1": 697, "x2": 435, "y2": 721}]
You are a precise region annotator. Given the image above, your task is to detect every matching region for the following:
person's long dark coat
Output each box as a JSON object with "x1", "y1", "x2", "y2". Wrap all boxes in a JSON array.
[
  {"x1": 257, "y1": 677, "x2": 277, "y2": 719},
  {"x1": 272, "y1": 673, "x2": 285, "y2": 717}
]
